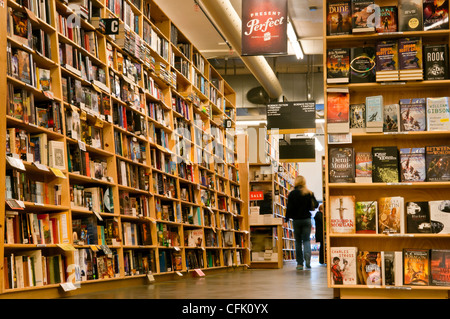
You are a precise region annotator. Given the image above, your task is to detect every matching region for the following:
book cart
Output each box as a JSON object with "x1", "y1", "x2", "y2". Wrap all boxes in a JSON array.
[
  {"x1": 0, "y1": 0, "x2": 249, "y2": 298},
  {"x1": 324, "y1": 0, "x2": 450, "y2": 298}
]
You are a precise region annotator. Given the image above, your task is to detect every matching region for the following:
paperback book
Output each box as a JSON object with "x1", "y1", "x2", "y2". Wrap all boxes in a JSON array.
[
  {"x1": 403, "y1": 249, "x2": 430, "y2": 286},
  {"x1": 327, "y1": 48, "x2": 350, "y2": 83},
  {"x1": 330, "y1": 247, "x2": 358, "y2": 285},
  {"x1": 399, "y1": 98, "x2": 427, "y2": 131},
  {"x1": 398, "y1": 0, "x2": 423, "y2": 31},
  {"x1": 375, "y1": 41, "x2": 399, "y2": 82},
  {"x1": 383, "y1": 104, "x2": 400, "y2": 132},
  {"x1": 355, "y1": 152, "x2": 372, "y2": 183},
  {"x1": 350, "y1": 46, "x2": 376, "y2": 83},
  {"x1": 327, "y1": 89, "x2": 350, "y2": 133},
  {"x1": 429, "y1": 200, "x2": 450, "y2": 234},
  {"x1": 423, "y1": 0, "x2": 449, "y2": 30},
  {"x1": 349, "y1": 104, "x2": 366, "y2": 132},
  {"x1": 425, "y1": 146, "x2": 450, "y2": 181},
  {"x1": 351, "y1": 0, "x2": 376, "y2": 33},
  {"x1": 398, "y1": 37, "x2": 423, "y2": 80},
  {"x1": 365, "y1": 95, "x2": 383, "y2": 132},
  {"x1": 430, "y1": 250, "x2": 450, "y2": 286},
  {"x1": 326, "y1": 1, "x2": 352, "y2": 36},
  {"x1": 426, "y1": 97, "x2": 450, "y2": 131},
  {"x1": 406, "y1": 201, "x2": 431, "y2": 233},
  {"x1": 329, "y1": 147, "x2": 355, "y2": 183},
  {"x1": 357, "y1": 251, "x2": 382, "y2": 286},
  {"x1": 382, "y1": 251, "x2": 403, "y2": 286},
  {"x1": 329, "y1": 195, "x2": 356, "y2": 234},
  {"x1": 399, "y1": 147, "x2": 426, "y2": 182},
  {"x1": 424, "y1": 44, "x2": 449, "y2": 80},
  {"x1": 355, "y1": 201, "x2": 377, "y2": 233},
  {"x1": 372, "y1": 146, "x2": 400, "y2": 183},
  {"x1": 378, "y1": 196, "x2": 405, "y2": 234},
  {"x1": 376, "y1": 6, "x2": 398, "y2": 33}
]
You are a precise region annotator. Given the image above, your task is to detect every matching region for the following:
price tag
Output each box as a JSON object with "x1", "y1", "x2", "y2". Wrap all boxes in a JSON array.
[
  {"x1": 60, "y1": 282, "x2": 78, "y2": 292},
  {"x1": 147, "y1": 273, "x2": 155, "y2": 282},
  {"x1": 50, "y1": 168, "x2": 66, "y2": 178},
  {"x1": 176, "y1": 271, "x2": 183, "y2": 277},
  {"x1": 193, "y1": 269, "x2": 205, "y2": 277},
  {"x1": 57, "y1": 244, "x2": 76, "y2": 251},
  {"x1": 6, "y1": 157, "x2": 26, "y2": 171},
  {"x1": 33, "y1": 162, "x2": 50, "y2": 171},
  {"x1": 174, "y1": 246, "x2": 180, "y2": 251}
]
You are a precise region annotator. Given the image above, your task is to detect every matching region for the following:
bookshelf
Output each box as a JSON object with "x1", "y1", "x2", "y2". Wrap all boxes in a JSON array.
[
  {"x1": 324, "y1": 0, "x2": 450, "y2": 299},
  {"x1": 1, "y1": 0, "x2": 248, "y2": 298}
]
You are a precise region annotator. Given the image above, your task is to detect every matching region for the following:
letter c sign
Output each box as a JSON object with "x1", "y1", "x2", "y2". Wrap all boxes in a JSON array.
[{"x1": 103, "y1": 18, "x2": 120, "y2": 35}]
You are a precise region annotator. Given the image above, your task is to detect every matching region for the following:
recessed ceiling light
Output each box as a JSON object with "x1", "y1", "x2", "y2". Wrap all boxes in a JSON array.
[{"x1": 309, "y1": 6, "x2": 318, "y2": 11}]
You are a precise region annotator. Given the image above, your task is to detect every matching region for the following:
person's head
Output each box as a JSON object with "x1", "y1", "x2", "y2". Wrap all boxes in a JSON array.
[
  {"x1": 319, "y1": 204, "x2": 324, "y2": 212},
  {"x1": 294, "y1": 175, "x2": 306, "y2": 188}
]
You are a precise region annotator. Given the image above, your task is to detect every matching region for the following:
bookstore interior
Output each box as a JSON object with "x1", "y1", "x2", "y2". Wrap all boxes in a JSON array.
[{"x1": 1, "y1": 0, "x2": 450, "y2": 302}]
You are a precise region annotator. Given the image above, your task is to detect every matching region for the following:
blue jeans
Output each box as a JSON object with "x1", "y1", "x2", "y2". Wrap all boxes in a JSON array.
[{"x1": 293, "y1": 218, "x2": 312, "y2": 267}]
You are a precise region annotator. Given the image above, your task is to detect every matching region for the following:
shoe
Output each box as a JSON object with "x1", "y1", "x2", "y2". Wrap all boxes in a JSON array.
[
  {"x1": 296, "y1": 265, "x2": 303, "y2": 270},
  {"x1": 305, "y1": 264, "x2": 311, "y2": 269}
]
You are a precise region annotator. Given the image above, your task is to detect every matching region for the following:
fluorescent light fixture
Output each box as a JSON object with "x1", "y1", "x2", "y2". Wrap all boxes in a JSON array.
[
  {"x1": 287, "y1": 21, "x2": 304, "y2": 60},
  {"x1": 315, "y1": 137, "x2": 324, "y2": 152}
]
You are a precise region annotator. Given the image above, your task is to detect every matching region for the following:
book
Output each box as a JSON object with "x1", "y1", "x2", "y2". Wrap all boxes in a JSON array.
[
  {"x1": 403, "y1": 249, "x2": 430, "y2": 285},
  {"x1": 376, "y1": 6, "x2": 398, "y2": 33},
  {"x1": 328, "y1": 147, "x2": 355, "y2": 183},
  {"x1": 350, "y1": 46, "x2": 376, "y2": 83},
  {"x1": 327, "y1": 89, "x2": 350, "y2": 133},
  {"x1": 398, "y1": 37, "x2": 423, "y2": 80},
  {"x1": 327, "y1": 1, "x2": 352, "y2": 35},
  {"x1": 382, "y1": 251, "x2": 403, "y2": 286},
  {"x1": 355, "y1": 201, "x2": 377, "y2": 233},
  {"x1": 399, "y1": 98, "x2": 427, "y2": 131},
  {"x1": 355, "y1": 152, "x2": 372, "y2": 183},
  {"x1": 429, "y1": 200, "x2": 450, "y2": 234},
  {"x1": 399, "y1": 147, "x2": 426, "y2": 182},
  {"x1": 330, "y1": 247, "x2": 358, "y2": 285},
  {"x1": 430, "y1": 250, "x2": 450, "y2": 286},
  {"x1": 378, "y1": 196, "x2": 405, "y2": 234},
  {"x1": 424, "y1": 44, "x2": 449, "y2": 80},
  {"x1": 398, "y1": 0, "x2": 424, "y2": 31},
  {"x1": 327, "y1": 48, "x2": 350, "y2": 83},
  {"x1": 351, "y1": 0, "x2": 375, "y2": 33},
  {"x1": 425, "y1": 146, "x2": 450, "y2": 182},
  {"x1": 383, "y1": 104, "x2": 400, "y2": 133},
  {"x1": 365, "y1": 95, "x2": 383, "y2": 132},
  {"x1": 48, "y1": 140, "x2": 66, "y2": 170},
  {"x1": 372, "y1": 146, "x2": 400, "y2": 183},
  {"x1": 406, "y1": 201, "x2": 431, "y2": 233},
  {"x1": 357, "y1": 251, "x2": 382, "y2": 286},
  {"x1": 376, "y1": 41, "x2": 399, "y2": 82},
  {"x1": 329, "y1": 195, "x2": 356, "y2": 233},
  {"x1": 349, "y1": 103, "x2": 366, "y2": 132},
  {"x1": 426, "y1": 97, "x2": 450, "y2": 131},
  {"x1": 423, "y1": 0, "x2": 449, "y2": 30}
]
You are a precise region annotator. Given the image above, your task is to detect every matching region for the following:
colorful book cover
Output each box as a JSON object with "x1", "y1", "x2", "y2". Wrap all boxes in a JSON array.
[
  {"x1": 399, "y1": 147, "x2": 426, "y2": 182},
  {"x1": 357, "y1": 251, "x2": 382, "y2": 286},
  {"x1": 355, "y1": 152, "x2": 372, "y2": 182},
  {"x1": 376, "y1": 41, "x2": 398, "y2": 73},
  {"x1": 382, "y1": 251, "x2": 403, "y2": 286},
  {"x1": 426, "y1": 97, "x2": 450, "y2": 131},
  {"x1": 383, "y1": 104, "x2": 400, "y2": 132},
  {"x1": 425, "y1": 146, "x2": 450, "y2": 182},
  {"x1": 399, "y1": 98, "x2": 427, "y2": 131},
  {"x1": 423, "y1": 0, "x2": 449, "y2": 30},
  {"x1": 355, "y1": 201, "x2": 377, "y2": 233},
  {"x1": 406, "y1": 201, "x2": 431, "y2": 233},
  {"x1": 431, "y1": 250, "x2": 450, "y2": 286},
  {"x1": 403, "y1": 249, "x2": 430, "y2": 286},
  {"x1": 398, "y1": 37, "x2": 423, "y2": 71},
  {"x1": 378, "y1": 196, "x2": 405, "y2": 234},
  {"x1": 376, "y1": 6, "x2": 398, "y2": 33},
  {"x1": 372, "y1": 146, "x2": 399, "y2": 183},
  {"x1": 330, "y1": 247, "x2": 358, "y2": 285},
  {"x1": 351, "y1": 0, "x2": 376, "y2": 33},
  {"x1": 350, "y1": 46, "x2": 376, "y2": 83},
  {"x1": 16, "y1": 49, "x2": 31, "y2": 85},
  {"x1": 327, "y1": 48, "x2": 350, "y2": 83},
  {"x1": 365, "y1": 95, "x2": 383, "y2": 131},
  {"x1": 424, "y1": 44, "x2": 449, "y2": 80},
  {"x1": 329, "y1": 147, "x2": 355, "y2": 183},
  {"x1": 398, "y1": 0, "x2": 424, "y2": 31},
  {"x1": 349, "y1": 104, "x2": 366, "y2": 130},
  {"x1": 327, "y1": 90, "x2": 350, "y2": 133},
  {"x1": 329, "y1": 195, "x2": 356, "y2": 233},
  {"x1": 429, "y1": 200, "x2": 450, "y2": 234},
  {"x1": 327, "y1": 1, "x2": 352, "y2": 35}
]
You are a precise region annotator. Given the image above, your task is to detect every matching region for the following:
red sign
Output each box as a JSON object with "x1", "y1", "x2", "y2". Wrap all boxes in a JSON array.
[
  {"x1": 249, "y1": 191, "x2": 264, "y2": 201},
  {"x1": 242, "y1": 0, "x2": 288, "y2": 56}
]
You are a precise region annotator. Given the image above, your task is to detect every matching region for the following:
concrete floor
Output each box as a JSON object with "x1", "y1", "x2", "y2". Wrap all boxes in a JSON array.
[{"x1": 65, "y1": 257, "x2": 334, "y2": 299}]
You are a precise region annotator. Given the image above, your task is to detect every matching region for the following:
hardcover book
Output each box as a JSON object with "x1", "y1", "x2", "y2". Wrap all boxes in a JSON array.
[
  {"x1": 326, "y1": 1, "x2": 352, "y2": 36},
  {"x1": 383, "y1": 104, "x2": 400, "y2": 132},
  {"x1": 330, "y1": 247, "x2": 358, "y2": 285},
  {"x1": 399, "y1": 147, "x2": 426, "y2": 182},
  {"x1": 423, "y1": 0, "x2": 449, "y2": 30},
  {"x1": 350, "y1": 46, "x2": 376, "y2": 83},
  {"x1": 349, "y1": 104, "x2": 366, "y2": 132},
  {"x1": 355, "y1": 201, "x2": 377, "y2": 233},
  {"x1": 327, "y1": 89, "x2": 350, "y2": 133},
  {"x1": 372, "y1": 146, "x2": 400, "y2": 183},
  {"x1": 378, "y1": 196, "x2": 405, "y2": 234},
  {"x1": 329, "y1": 195, "x2": 356, "y2": 234},
  {"x1": 398, "y1": 0, "x2": 424, "y2": 31},
  {"x1": 357, "y1": 251, "x2": 382, "y2": 286},
  {"x1": 424, "y1": 44, "x2": 449, "y2": 80},
  {"x1": 426, "y1": 97, "x2": 450, "y2": 131},
  {"x1": 382, "y1": 251, "x2": 403, "y2": 286},
  {"x1": 406, "y1": 201, "x2": 432, "y2": 233},
  {"x1": 398, "y1": 37, "x2": 423, "y2": 80},
  {"x1": 327, "y1": 48, "x2": 350, "y2": 83},
  {"x1": 431, "y1": 250, "x2": 450, "y2": 286},
  {"x1": 351, "y1": 0, "x2": 376, "y2": 33},
  {"x1": 355, "y1": 152, "x2": 372, "y2": 183},
  {"x1": 403, "y1": 249, "x2": 430, "y2": 286},
  {"x1": 365, "y1": 95, "x2": 383, "y2": 132},
  {"x1": 376, "y1": 41, "x2": 399, "y2": 81},
  {"x1": 376, "y1": 6, "x2": 398, "y2": 33},
  {"x1": 429, "y1": 200, "x2": 450, "y2": 234},
  {"x1": 399, "y1": 98, "x2": 427, "y2": 131},
  {"x1": 329, "y1": 147, "x2": 355, "y2": 183},
  {"x1": 425, "y1": 145, "x2": 450, "y2": 181}
]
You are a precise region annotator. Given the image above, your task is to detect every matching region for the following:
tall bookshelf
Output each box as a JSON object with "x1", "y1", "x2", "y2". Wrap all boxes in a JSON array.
[
  {"x1": 323, "y1": 0, "x2": 450, "y2": 299},
  {"x1": 1, "y1": 0, "x2": 248, "y2": 298}
]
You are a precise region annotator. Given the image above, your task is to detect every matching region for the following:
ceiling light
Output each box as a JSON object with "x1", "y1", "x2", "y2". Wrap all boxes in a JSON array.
[
  {"x1": 309, "y1": 6, "x2": 318, "y2": 11},
  {"x1": 287, "y1": 21, "x2": 304, "y2": 60}
]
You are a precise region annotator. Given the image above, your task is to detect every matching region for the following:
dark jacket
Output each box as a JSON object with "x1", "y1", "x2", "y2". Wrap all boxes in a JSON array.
[
  {"x1": 314, "y1": 211, "x2": 324, "y2": 243},
  {"x1": 286, "y1": 188, "x2": 318, "y2": 221}
]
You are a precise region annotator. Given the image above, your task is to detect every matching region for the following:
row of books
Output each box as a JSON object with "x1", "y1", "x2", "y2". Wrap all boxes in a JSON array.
[
  {"x1": 329, "y1": 195, "x2": 450, "y2": 235},
  {"x1": 119, "y1": 192, "x2": 151, "y2": 217},
  {"x1": 113, "y1": 104, "x2": 148, "y2": 137},
  {"x1": 75, "y1": 248, "x2": 120, "y2": 281},
  {"x1": 152, "y1": 172, "x2": 177, "y2": 198},
  {"x1": 157, "y1": 223, "x2": 180, "y2": 248},
  {"x1": 114, "y1": 131, "x2": 147, "y2": 164},
  {"x1": 330, "y1": 247, "x2": 450, "y2": 287},
  {"x1": 117, "y1": 159, "x2": 149, "y2": 190},
  {"x1": 122, "y1": 221, "x2": 153, "y2": 246},
  {"x1": 70, "y1": 185, "x2": 114, "y2": 214},
  {"x1": 329, "y1": 145, "x2": 450, "y2": 183},
  {"x1": 123, "y1": 249, "x2": 157, "y2": 276},
  {"x1": 72, "y1": 216, "x2": 119, "y2": 246},
  {"x1": 327, "y1": 93, "x2": 450, "y2": 133},
  {"x1": 326, "y1": 0, "x2": 448, "y2": 36},
  {"x1": 68, "y1": 145, "x2": 109, "y2": 180}
]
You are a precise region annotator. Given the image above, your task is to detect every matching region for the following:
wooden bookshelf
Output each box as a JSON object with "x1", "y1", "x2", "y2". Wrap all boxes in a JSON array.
[
  {"x1": 323, "y1": 0, "x2": 450, "y2": 299},
  {"x1": 0, "y1": 0, "x2": 248, "y2": 298}
]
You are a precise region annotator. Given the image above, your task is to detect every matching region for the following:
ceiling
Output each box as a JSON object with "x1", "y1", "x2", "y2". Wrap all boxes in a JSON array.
[{"x1": 154, "y1": 0, "x2": 324, "y2": 74}]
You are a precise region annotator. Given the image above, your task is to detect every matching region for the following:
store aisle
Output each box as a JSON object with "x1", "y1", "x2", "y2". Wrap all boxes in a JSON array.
[{"x1": 65, "y1": 258, "x2": 333, "y2": 299}]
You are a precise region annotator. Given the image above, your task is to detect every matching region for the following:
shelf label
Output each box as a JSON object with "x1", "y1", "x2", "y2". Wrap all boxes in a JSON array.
[
  {"x1": 57, "y1": 244, "x2": 76, "y2": 251},
  {"x1": 380, "y1": 81, "x2": 406, "y2": 85},
  {"x1": 93, "y1": 210, "x2": 103, "y2": 221},
  {"x1": 384, "y1": 132, "x2": 409, "y2": 135},
  {"x1": 174, "y1": 246, "x2": 180, "y2": 251},
  {"x1": 387, "y1": 182, "x2": 412, "y2": 186},
  {"x1": 193, "y1": 269, "x2": 205, "y2": 277},
  {"x1": 147, "y1": 273, "x2": 155, "y2": 282},
  {"x1": 6, "y1": 157, "x2": 26, "y2": 171},
  {"x1": 176, "y1": 271, "x2": 183, "y2": 277},
  {"x1": 387, "y1": 234, "x2": 415, "y2": 237},
  {"x1": 60, "y1": 282, "x2": 78, "y2": 292},
  {"x1": 33, "y1": 162, "x2": 50, "y2": 171},
  {"x1": 50, "y1": 167, "x2": 66, "y2": 179},
  {"x1": 385, "y1": 286, "x2": 411, "y2": 290}
]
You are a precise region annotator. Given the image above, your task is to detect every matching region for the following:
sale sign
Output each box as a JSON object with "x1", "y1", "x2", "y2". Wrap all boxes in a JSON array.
[
  {"x1": 241, "y1": 0, "x2": 288, "y2": 56},
  {"x1": 249, "y1": 191, "x2": 264, "y2": 201}
]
